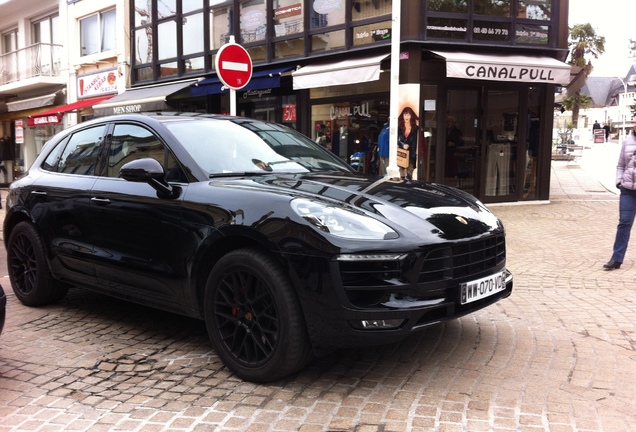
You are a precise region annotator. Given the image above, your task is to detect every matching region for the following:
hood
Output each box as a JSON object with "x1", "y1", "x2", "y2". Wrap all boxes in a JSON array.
[{"x1": 216, "y1": 173, "x2": 502, "y2": 242}]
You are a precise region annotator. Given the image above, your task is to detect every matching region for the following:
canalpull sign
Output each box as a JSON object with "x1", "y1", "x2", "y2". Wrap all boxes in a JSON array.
[{"x1": 215, "y1": 42, "x2": 253, "y2": 90}]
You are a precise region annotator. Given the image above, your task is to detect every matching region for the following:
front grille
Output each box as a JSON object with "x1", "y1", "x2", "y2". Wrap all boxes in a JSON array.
[
  {"x1": 420, "y1": 234, "x2": 506, "y2": 282},
  {"x1": 338, "y1": 234, "x2": 506, "y2": 308}
]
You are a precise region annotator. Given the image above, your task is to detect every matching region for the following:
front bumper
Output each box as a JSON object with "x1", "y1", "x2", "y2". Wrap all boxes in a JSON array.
[{"x1": 287, "y1": 234, "x2": 513, "y2": 353}]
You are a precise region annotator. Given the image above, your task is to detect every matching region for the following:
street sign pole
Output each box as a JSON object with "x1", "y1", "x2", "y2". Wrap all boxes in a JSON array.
[
  {"x1": 228, "y1": 36, "x2": 238, "y2": 116},
  {"x1": 230, "y1": 88, "x2": 237, "y2": 116}
]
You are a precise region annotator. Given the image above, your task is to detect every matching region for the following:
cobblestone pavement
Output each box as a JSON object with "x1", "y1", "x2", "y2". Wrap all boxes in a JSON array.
[{"x1": 1, "y1": 142, "x2": 635, "y2": 431}]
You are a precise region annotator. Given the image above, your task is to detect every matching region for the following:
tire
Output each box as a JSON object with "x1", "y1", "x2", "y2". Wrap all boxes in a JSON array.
[
  {"x1": 204, "y1": 248, "x2": 312, "y2": 382},
  {"x1": 7, "y1": 221, "x2": 69, "y2": 306}
]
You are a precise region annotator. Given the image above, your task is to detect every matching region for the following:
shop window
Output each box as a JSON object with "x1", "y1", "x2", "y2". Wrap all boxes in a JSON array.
[
  {"x1": 211, "y1": 4, "x2": 234, "y2": 49},
  {"x1": 183, "y1": 12, "x2": 204, "y2": 55},
  {"x1": 311, "y1": 0, "x2": 345, "y2": 29},
  {"x1": 351, "y1": 0, "x2": 391, "y2": 21},
  {"x1": 183, "y1": 0, "x2": 203, "y2": 13},
  {"x1": 426, "y1": 0, "x2": 552, "y2": 45},
  {"x1": 273, "y1": 0, "x2": 304, "y2": 37},
  {"x1": 353, "y1": 20, "x2": 392, "y2": 46},
  {"x1": 518, "y1": 0, "x2": 551, "y2": 20},
  {"x1": 158, "y1": 20, "x2": 177, "y2": 60},
  {"x1": 515, "y1": 23, "x2": 549, "y2": 44},
  {"x1": 134, "y1": 66, "x2": 153, "y2": 82},
  {"x1": 159, "y1": 61, "x2": 179, "y2": 78},
  {"x1": 311, "y1": 99, "x2": 388, "y2": 175},
  {"x1": 134, "y1": 27, "x2": 152, "y2": 64},
  {"x1": 240, "y1": 0, "x2": 267, "y2": 43},
  {"x1": 246, "y1": 45, "x2": 267, "y2": 61},
  {"x1": 184, "y1": 57, "x2": 205, "y2": 74},
  {"x1": 312, "y1": 30, "x2": 345, "y2": 52},
  {"x1": 426, "y1": 17, "x2": 468, "y2": 40},
  {"x1": 158, "y1": 0, "x2": 177, "y2": 17},
  {"x1": 274, "y1": 38, "x2": 304, "y2": 58},
  {"x1": 80, "y1": 9, "x2": 116, "y2": 56},
  {"x1": 134, "y1": 0, "x2": 152, "y2": 26},
  {"x1": 473, "y1": 0, "x2": 510, "y2": 17},
  {"x1": 472, "y1": 21, "x2": 510, "y2": 42},
  {"x1": 427, "y1": 0, "x2": 468, "y2": 13}
]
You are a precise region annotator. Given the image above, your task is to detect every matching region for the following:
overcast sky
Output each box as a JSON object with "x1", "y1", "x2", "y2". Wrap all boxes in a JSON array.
[{"x1": 568, "y1": 0, "x2": 634, "y2": 77}]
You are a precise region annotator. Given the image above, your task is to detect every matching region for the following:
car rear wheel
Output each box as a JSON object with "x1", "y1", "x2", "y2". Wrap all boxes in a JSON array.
[
  {"x1": 204, "y1": 248, "x2": 312, "y2": 382},
  {"x1": 7, "y1": 221, "x2": 69, "y2": 306}
]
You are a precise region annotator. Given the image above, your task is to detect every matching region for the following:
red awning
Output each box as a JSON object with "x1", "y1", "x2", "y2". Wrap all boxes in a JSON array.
[{"x1": 27, "y1": 95, "x2": 114, "y2": 126}]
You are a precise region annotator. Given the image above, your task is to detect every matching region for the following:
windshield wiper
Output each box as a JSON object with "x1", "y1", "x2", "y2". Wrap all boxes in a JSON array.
[{"x1": 209, "y1": 171, "x2": 270, "y2": 178}]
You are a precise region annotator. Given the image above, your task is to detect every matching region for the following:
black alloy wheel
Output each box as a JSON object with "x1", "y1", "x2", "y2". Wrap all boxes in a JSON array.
[
  {"x1": 204, "y1": 248, "x2": 312, "y2": 382},
  {"x1": 7, "y1": 222, "x2": 69, "y2": 306}
]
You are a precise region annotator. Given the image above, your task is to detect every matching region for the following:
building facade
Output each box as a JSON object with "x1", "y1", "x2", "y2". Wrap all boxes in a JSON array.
[{"x1": 1, "y1": 0, "x2": 578, "y2": 203}]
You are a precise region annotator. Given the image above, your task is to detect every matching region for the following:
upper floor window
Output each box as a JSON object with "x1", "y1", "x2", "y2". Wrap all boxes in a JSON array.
[
  {"x1": 33, "y1": 14, "x2": 61, "y2": 45},
  {"x1": 426, "y1": 0, "x2": 553, "y2": 45},
  {"x1": 2, "y1": 30, "x2": 18, "y2": 54},
  {"x1": 80, "y1": 9, "x2": 117, "y2": 56}
]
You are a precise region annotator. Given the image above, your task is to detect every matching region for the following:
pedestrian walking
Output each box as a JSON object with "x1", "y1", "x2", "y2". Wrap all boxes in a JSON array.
[{"x1": 603, "y1": 115, "x2": 636, "y2": 270}]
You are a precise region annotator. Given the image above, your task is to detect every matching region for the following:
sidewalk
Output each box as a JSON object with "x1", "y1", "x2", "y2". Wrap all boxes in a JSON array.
[{"x1": 548, "y1": 138, "x2": 621, "y2": 201}]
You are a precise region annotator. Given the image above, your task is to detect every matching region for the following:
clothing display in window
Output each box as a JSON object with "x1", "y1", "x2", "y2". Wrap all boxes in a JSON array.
[{"x1": 485, "y1": 143, "x2": 511, "y2": 196}]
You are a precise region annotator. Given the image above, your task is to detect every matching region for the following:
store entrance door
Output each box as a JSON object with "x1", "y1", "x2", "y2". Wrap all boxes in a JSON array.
[
  {"x1": 480, "y1": 89, "x2": 520, "y2": 200},
  {"x1": 444, "y1": 89, "x2": 480, "y2": 196}
]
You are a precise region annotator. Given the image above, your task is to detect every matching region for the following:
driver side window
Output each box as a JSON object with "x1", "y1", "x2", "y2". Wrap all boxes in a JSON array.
[{"x1": 108, "y1": 124, "x2": 185, "y2": 181}]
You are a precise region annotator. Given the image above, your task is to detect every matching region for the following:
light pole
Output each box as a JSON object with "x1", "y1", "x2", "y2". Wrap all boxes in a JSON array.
[{"x1": 616, "y1": 76, "x2": 627, "y2": 143}]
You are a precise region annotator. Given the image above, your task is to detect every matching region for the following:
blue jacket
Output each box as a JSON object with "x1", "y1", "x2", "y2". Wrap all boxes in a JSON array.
[{"x1": 378, "y1": 124, "x2": 390, "y2": 157}]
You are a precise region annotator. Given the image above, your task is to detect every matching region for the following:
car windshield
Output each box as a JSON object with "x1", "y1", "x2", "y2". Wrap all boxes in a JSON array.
[{"x1": 165, "y1": 119, "x2": 353, "y2": 176}]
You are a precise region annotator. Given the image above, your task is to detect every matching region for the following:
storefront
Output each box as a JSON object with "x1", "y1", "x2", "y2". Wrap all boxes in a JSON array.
[{"x1": 290, "y1": 48, "x2": 573, "y2": 203}]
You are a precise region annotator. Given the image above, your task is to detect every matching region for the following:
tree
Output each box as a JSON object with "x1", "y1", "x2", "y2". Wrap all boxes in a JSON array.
[
  {"x1": 561, "y1": 93, "x2": 593, "y2": 112},
  {"x1": 568, "y1": 23, "x2": 605, "y2": 126}
]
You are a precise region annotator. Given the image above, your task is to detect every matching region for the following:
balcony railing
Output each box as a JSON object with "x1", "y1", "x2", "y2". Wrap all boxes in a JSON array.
[{"x1": 0, "y1": 43, "x2": 63, "y2": 86}]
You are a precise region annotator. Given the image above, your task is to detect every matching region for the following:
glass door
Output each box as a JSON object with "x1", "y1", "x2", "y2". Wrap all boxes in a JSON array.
[
  {"x1": 481, "y1": 90, "x2": 519, "y2": 200},
  {"x1": 445, "y1": 89, "x2": 480, "y2": 196}
]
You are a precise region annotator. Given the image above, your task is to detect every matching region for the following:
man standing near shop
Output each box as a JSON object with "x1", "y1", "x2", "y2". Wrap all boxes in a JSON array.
[{"x1": 377, "y1": 121, "x2": 390, "y2": 175}]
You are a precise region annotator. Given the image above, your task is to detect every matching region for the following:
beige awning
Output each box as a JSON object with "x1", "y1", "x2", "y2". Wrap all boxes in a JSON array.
[
  {"x1": 6, "y1": 92, "x2": 58, "y2": 112},
  {"x1": 292, "y1": 54, "x2": 389, "y2": 90},
  {"x1": 431, "y1": 51, "x2": 572, "y2": 85}
]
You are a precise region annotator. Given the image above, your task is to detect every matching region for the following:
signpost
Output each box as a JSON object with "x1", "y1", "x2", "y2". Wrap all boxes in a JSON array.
[{"x1": 215, "y1": 36, "x2": 253, "y2": 116}]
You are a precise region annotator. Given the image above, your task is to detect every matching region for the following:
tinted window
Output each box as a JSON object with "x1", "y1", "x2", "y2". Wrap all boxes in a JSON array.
[
  {"x1": 55, "y1": 125, "x2": 107, "y2": 175},
  {"x1": 108, "y1": 124, "x2": 185, "y2": 181}
]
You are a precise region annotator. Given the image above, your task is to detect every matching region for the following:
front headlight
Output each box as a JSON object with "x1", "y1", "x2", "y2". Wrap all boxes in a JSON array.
[{"x1": 291, "y1": 198, "x2": 398, "y2": 240}]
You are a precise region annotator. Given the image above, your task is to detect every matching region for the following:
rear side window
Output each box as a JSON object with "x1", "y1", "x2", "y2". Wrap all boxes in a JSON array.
[{"x1": 44, "y1": 125, "x2": 107, "y2": 175}]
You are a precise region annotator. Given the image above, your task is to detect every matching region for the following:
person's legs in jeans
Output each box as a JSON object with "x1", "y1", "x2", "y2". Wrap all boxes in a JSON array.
[{"x1": 611, "y1": 191, "x2": 636, "y2": 263}]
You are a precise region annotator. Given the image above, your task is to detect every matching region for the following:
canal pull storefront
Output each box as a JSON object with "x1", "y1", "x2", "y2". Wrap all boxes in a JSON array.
[{"x1": 292, "y1": 48, "x2": 580, "y2": 203}]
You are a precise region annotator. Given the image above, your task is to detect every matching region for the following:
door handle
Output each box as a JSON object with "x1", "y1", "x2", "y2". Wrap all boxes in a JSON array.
[{"x1": 90, "y1": 197, "x2": 111, "y2": 205}]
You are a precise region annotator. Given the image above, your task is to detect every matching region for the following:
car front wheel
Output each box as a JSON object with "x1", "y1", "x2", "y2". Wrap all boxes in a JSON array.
[
  {"x1": 7, "y1": 221, "x2": 69, "y2": 306},
  {"x1": 204, "y1": 248, "x2": 312, "y2": 382}
]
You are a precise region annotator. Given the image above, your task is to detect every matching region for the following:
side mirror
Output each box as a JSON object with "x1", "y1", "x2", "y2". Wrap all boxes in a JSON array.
[{"x1": 120, "y1": 158, "x2": 179, "y2": 198}]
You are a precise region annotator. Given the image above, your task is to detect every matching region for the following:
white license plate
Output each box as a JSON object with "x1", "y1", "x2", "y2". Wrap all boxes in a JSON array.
[{"x1": 460, "y1": 271, "x2": 506, "y2": 305}]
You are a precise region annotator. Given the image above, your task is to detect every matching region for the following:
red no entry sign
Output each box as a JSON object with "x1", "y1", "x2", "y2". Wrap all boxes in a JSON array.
[{"x1": 215, "y1": 42, "x2": 253, "y2": 90}]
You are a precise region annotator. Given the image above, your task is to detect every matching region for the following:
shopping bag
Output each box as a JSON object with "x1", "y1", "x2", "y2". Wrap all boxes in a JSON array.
[{"x1": 397, "y1": 148, "x2": 410, "y2": 168}]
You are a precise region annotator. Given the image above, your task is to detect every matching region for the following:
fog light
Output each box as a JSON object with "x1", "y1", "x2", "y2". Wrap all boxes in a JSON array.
[{"x1": 350, "y1": 319, "x2": 404, "y2": 330}]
